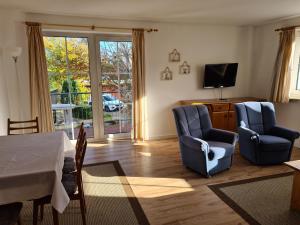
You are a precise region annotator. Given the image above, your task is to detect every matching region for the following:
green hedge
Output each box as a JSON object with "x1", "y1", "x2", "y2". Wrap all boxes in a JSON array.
[
  {"x1": 72, "y1": 105, "x2": 92, "y2": 119},
  {"x1": 72, "y1": 106, "x2": 113, "y2": 121}
]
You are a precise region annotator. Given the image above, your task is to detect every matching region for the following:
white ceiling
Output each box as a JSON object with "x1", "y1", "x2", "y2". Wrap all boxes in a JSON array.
[{"x1": 1, "y1": 0, "x2": 300, "y2": 25}]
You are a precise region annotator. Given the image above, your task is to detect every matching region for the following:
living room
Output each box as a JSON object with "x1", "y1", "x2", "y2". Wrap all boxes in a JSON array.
[{"x1": 0, "y1": 1, "x2": 300, "y2": 225}]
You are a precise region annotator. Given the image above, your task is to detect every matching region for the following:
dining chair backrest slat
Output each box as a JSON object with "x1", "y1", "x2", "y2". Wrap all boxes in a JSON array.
[{"x1": 7, "y1": 117, "x2": 39, "y2": 135}]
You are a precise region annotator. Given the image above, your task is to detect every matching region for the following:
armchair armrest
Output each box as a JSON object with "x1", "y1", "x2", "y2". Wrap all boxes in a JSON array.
[
  {"x1": 270, "y1": 126, "x2": 300, "y2": 141},
  {"x1": 180, "y1": 135, "x2": 209, "y2": 153},
  {"x1": 206, "y1": 128, "x2": 238, "y2": 145},
  {"x1": 238, "y1": 127, "x2": 260, "y2": 144}
]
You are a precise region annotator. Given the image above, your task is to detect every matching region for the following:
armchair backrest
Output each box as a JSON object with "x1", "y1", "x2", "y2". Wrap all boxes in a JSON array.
[
  {"x1": 172, "y1": 105, "x2": 212, "y2": 139},
  {"x1": 235, "y1": 102, "x2": 276, "y2": 134}
]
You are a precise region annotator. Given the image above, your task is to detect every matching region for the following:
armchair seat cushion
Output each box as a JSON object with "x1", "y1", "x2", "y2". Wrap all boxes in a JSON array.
[
  {"x1": 207, "y1": 141, "x2": 234, "y2": 160},
  {"x1": 259, "y1": 135, "x2": 291, "y2": 152}
]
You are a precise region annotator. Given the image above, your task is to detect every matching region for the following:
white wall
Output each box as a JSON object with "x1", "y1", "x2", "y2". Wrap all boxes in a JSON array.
[
  {"x1": 0, "y1": 12, "x2": 253, "y2": 139},
  {"x1": 145, "y1": 24, "x2": 253, "y2": 139},
  {"x1": 252, "y1": 17, "x2": 300, "y2": 147},
  {"x1": 0, "y1": 9, "x2": 29, "y2": 135}
]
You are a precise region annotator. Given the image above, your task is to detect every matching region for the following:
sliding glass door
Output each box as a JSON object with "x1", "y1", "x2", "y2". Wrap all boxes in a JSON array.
[{"x1": 43, "y1": 33, "x2": 133, "y2": 140}]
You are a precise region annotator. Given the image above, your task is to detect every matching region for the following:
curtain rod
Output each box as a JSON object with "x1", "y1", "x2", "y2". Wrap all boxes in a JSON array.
[
  {"x1": 25, "y1": 21, "x2": 158, "y2": 33},
  {"x1": 275, "y1": 25, "x2": 299, "y2": 32}
]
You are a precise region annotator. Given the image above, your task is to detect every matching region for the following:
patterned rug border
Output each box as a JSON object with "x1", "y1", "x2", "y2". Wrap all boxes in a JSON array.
[
  {"x1": 83, "y1": 160, "x2": 150, "y2": 225},
  {"x1": 208, "y1": 172, "x2": 294, "y2": 225}
]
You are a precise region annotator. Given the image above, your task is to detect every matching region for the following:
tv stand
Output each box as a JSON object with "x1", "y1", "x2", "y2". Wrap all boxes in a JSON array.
[{"x1": 179, "y1": 97, "x2": 265, "y2": 131}]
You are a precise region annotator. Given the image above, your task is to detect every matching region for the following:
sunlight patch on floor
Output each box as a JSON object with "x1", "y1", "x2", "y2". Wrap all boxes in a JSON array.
[
  {"x1": 138, "y1": 152, "x2": 152, "y2": 157},
  {"x1": 133, "y1": 142, "x2": 149, "y2": 146},
  {"x1": 87, "y1": 143, "x2": 109, "y2": 148},
  {"x1": 83, "y1": 172, "x2": 194, "y2": 198},
  {"x1": 127, "y1": 176, "x2": 194, "y2": 198}
]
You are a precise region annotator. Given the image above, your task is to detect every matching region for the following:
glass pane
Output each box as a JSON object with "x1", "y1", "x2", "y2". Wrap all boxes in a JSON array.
[
  {"x1": 102, "y1": 73, "x2": 119, "y2": 95},
  {"x1": 102, "y1": 92, "x2": 122, "y2": 134},
  {"x1": 100, "y1": 41, "x2": 118, "y2": 73},
  {"x1": 100, "y1": 39, "x2": 132, "y2": 135},
  {"x1": 118, "y1": 42, "x2": 132, "y2": 73},
  {"x1": 66, "y1": 37, "x2": 90, "y2": 77},
  {"x1": 44, "y1": 37, "x2": 67, "y2": 77},
  {"x1": 71, "y1": 93, "x2": 94, "y2": 138},
  {"x1": 44, "y1": 36, "x2": 93, "y2": 139}
]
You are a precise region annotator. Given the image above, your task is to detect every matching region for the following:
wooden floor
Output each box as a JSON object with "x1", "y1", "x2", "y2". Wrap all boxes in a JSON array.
[{"x1": 84, "y1": 139, "x2": 300, "y2": 225}]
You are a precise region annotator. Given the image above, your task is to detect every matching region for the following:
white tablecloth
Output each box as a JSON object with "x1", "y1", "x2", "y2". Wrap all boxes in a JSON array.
[{"x1": 0, "y1": 131, "x2": 75, "y2": 213}]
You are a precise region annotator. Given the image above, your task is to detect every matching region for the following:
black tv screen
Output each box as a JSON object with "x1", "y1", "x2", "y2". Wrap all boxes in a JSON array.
[{"x1": 203, "y1": 63, "x2": 238, "y2": 88}]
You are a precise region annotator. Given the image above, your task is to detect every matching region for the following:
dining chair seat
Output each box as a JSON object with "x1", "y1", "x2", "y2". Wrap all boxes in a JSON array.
[
  {"x1": 0, "y1": 202, "x2": 22, "y2": 225},
  {"x1": 63, "y1": 157, "x2": 76, "y2": 174},
  {"x1": 62, "y1": 174, "x2": 77, "y2": 195},
  {"x1": 64, "y1": 157, "x2": 74, "y2": 162}
]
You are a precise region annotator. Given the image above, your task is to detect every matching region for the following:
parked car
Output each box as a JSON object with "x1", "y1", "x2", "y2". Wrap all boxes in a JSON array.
[{"x1": 89, "y1": 93, "x2": 124, "y2": 112}]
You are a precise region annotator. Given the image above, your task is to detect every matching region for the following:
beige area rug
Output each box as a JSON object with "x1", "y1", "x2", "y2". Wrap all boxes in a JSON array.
[
  {"x1": 209, "y1": 173, "x2": 300, "y2": 225},
  {"x1": 21, "y1": 161, "x2": 149, "y2": 225}
]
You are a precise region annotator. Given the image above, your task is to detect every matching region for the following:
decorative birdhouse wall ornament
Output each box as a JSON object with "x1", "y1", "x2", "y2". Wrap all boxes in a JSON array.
[
  {"x1": 169, "y1": 49, "x2": 180, "y2": 62},
  {"x1": 161, "y1": 67, "x2": 173, "y2": 80},
  {"x1": 179, "y1": 61, "x2": 191, "y2": 74}
]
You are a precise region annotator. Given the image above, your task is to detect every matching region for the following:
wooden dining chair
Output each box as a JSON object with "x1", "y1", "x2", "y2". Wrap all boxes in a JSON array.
[
  {"x1": 0, "y1": 202, "x2": 23, "y2": 225},
  {"x1": 7, "y1": 117, "x2": 39, "y2": 135},
  {"x1": 33, "y1": 131, "x2": 88, "y2": 225}
]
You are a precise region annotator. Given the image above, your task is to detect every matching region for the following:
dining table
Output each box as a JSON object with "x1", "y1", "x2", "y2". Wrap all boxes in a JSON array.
[{"x1": 0, "y1": 131, "x2": 75, "y2": 213}]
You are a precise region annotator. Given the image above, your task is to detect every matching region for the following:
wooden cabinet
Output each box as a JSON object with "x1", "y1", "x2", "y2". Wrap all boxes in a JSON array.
[
  {"x1": 227, "y1": 111, "x2": 237, "y2": 131},
  {"x1": 211, "y1": 111, "x2": 229, "y2": 130},
  {"x1": 180, "y1": 97, "x2": 265, "y2": 132}
]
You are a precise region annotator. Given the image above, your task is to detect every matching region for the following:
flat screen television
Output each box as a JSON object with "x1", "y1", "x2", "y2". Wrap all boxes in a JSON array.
[{"x1": 203, "y1": 63, "x2": 238, "y2": 88}]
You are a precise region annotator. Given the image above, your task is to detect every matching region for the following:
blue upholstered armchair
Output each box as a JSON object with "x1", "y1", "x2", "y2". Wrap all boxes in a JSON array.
[
  {"x1": 235, "y1": 102, "x2": 300, "y2": 165},
  {"x1": 172, "y1": 105, "x2": 238, "y2": 177}
]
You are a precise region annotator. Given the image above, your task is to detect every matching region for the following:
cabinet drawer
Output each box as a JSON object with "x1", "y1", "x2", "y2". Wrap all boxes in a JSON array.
[{"x1": 211, "y1": 104, "x2": 229, "y2": 112}]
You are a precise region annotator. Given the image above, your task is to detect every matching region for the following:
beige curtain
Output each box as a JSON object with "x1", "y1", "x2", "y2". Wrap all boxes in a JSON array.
[
  {"x1": 132, "y1": 29, "x2": 146, "y2": 141},
  {"x1": 26, "y1": 22, "x2": 54, "y2": 132},
  {"x1": 271, "y1": 29, "x2": 295, "y2": 103}
]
